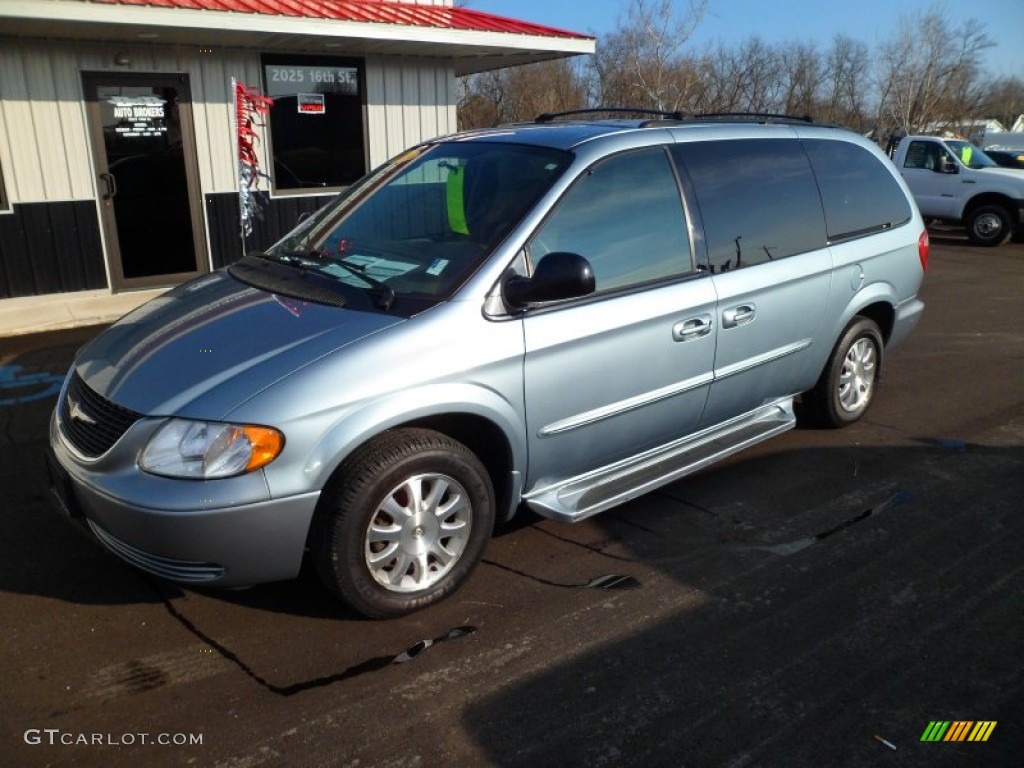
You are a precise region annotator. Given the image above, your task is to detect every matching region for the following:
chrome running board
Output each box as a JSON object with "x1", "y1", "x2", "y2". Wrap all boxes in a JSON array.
[{"x1": 524, "y1": 398, "x2": 796, "y2": 523}]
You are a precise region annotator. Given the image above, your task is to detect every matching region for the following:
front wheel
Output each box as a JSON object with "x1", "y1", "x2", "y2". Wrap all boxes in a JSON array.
[
  {"x1": 966, "y1": 204, "x2": 1013, "y2": 247},
  {"x1": 799, "y1": 317, "x2": 883, "y2": 428},
  {"x1": 312, "y1": 428, "x2": 495, "y2": 618}
]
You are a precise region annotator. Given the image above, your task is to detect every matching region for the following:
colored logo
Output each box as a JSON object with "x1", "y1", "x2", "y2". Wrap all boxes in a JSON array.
[{"x1": 921, "y1": 721, "x2": 996, "y2": 742}]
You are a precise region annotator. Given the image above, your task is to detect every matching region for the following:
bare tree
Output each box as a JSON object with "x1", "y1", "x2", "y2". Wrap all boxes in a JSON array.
[
  {"x1": 457, "y1": 70, "x2": 505, "y2": 129},
  {"x1": 778, "y1": 42, "x2": 825, "y2": 118},
  {"x1": 821, "y1": 36, "x2": 871, "y2": 131},
  {"x1": 458, "y1": 0, "x2": 1002, "y2": 147},
  {"x1": 457, "y1": 58, "x2": 587, "y2": 128},
  {"x1": 875, "y1": 5, "x2": 993, "y2": 135},
  {"x1": 504, "y1": 58, "x2": 588, "y2": 120},
  {"x1": 980, "y1": 76, "x2": 1024, "y2": 129},
  {"x1": 697, "y1": 38, "x2": 780, "y2": 113},
  {"x1": 593, "y1": 0, "x2": 707, "y2": 111}
]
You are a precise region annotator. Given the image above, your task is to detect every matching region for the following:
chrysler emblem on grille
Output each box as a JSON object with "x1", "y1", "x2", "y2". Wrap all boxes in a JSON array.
[{"x1": 67, "y1": 395, "x2": 97, "y2": 425}]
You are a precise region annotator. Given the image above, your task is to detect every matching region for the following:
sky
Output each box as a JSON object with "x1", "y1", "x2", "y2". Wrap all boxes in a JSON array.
[{"x1": 470, "y1": 0, "x2": 1024, "y2": 81}]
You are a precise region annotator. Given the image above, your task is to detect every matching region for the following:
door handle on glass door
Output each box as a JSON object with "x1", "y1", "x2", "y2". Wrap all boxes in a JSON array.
[{"x1": 100, "y1": 173, "x2": 118, "y2": 200}]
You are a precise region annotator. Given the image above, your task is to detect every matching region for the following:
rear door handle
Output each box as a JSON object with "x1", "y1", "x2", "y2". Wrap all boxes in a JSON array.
[
  {"x1": 672, "y1": 314, "x2": 712, "y2": 342},
  {"x1": 722, "y1": 303, "x2": 756, "y2": 328}
]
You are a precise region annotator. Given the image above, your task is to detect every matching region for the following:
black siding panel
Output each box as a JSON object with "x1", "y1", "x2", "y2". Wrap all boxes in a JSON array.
[
  {"x1": 0, "y1": 201, "x2": 107, "y2": 298},
  {"x1": 0, "y1": 208, "x2": 34, "y2": 297},
  {"x1": 206, "y1": 192, "x2": 334, "y2": 269}
]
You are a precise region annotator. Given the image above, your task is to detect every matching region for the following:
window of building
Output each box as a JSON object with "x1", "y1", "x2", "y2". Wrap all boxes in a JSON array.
[
  {"x1": 672, "y1": 139, "x2": 826, "y2": 272},
  {"x1": 529, "y1": 148, "x2": 693, "y2": 292},
  {"x1": 262, "y1": 54, "x2": 367, "y2": 192},
  {"x1": 803, "y1": 139, "x2": 912, "y2": 242}
]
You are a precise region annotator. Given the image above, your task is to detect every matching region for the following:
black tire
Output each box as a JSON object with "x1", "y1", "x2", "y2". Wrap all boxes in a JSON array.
[
  {"x1": 312, "y1": 428, "x2": 494, "y2": 618},
  {"x1": 966, "y1": 204, "x2": 1013, "y2": 247},
  {"x1": 799, "y1": 317, "x2": 884, "y2": 428}
]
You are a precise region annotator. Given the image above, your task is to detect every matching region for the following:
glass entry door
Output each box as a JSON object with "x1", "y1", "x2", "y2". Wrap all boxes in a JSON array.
[{"x1": 83, "y1": 72, "x2": 207, "y2": 290}]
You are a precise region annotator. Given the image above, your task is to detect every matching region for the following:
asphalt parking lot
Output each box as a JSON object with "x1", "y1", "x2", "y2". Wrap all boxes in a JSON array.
[{"x1": 2, "y1": 235, "x2": 1022, "y2": 767}]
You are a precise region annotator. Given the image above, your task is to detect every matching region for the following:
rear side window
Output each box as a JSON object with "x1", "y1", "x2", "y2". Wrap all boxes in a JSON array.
[
  {"x1": 803, "y1": 139, "x2": 912, "y2": 242},
  {"x1": 671, "y1": 139, "x2": 826, "y2": 272}
]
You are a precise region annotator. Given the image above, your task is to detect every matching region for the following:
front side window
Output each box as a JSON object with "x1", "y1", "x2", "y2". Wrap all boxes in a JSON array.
[
  {"x1": 262, "y1": 55, "x2": 366, "y2": 191},
  {"x1": 529, "y1": 148, "x2": 693, "y2": 292},
  {"x1": 803, "y1": 139, "x2": 912, "y2": 241},
  {"x1": 672, "y1": 139, "x2": 826, "y2": 272},
  {"x1": 945, "y1": 139, "x2": 998, "y2": 169},
  {"x1": 259, "y1": 141, "x2": 572, "y2": 305}
]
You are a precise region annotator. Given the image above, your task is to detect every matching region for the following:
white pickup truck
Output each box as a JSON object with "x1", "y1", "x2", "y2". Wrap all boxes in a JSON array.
[{"x1": 888, "y1": 135, "x2": 1024, "y2": 246}]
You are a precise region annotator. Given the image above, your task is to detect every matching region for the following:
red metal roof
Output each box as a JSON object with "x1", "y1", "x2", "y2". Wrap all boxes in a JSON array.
[{"x1": 91, "y1": 0, "x2": 592, "y2": 40}]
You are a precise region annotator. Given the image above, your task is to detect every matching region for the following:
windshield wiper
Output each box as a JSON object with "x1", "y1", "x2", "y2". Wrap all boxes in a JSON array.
[
  {"x1": 324, "y1": 257, "x2": 397, "y2": 311},
  {"x1": 267, "y1": 249, "x2": 322, "y2": 267},
  {"x1": 268, "y1": 249, "x2": 396, "y2": 311}
]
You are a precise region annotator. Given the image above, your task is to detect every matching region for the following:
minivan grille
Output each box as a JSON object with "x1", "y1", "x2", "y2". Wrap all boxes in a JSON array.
[{"x1": 59, "y1": 372, "x2": 142, "y2": 458}]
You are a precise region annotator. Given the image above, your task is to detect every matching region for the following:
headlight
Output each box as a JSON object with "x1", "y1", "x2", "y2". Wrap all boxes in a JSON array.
[{"x1": 139, "y1": 419, "x2": 284, "y2": 479}]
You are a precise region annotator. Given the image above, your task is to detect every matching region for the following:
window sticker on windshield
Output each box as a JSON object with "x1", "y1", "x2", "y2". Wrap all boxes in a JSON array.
[{"x1": 426, "y1": 258, "x2": 449, "y2": 276}]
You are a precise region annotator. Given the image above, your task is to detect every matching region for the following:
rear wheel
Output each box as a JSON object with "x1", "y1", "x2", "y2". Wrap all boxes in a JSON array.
[
  {"x1": 313, "y1": 428, "x2": 495, "y2": 618},
  {"x1": 966, "y1": 204, "x2": 1013, "y2": 247},
  {"x1": 800, "y1": 317, "x2": 883, "y2": 428}
]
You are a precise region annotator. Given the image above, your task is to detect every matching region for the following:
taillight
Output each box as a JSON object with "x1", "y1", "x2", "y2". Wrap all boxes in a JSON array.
[{"x1": 918, "y1": 230, "x2": 930, "y2": 271}]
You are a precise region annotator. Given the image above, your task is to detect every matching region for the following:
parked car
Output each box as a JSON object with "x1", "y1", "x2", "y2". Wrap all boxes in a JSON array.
[
  {"x1": 47, "y1": 111, "x2": 928, "y2": 617},
  {"x1": 888, "y1": 135, "x2": 1024, "y2": 246},
  {"x1": 982, "y1": 147, "x2": 1024, "y2": 170}
]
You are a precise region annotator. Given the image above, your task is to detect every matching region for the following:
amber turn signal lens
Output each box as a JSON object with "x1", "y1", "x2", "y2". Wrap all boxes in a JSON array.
[{"x1": 241, "y1": 426, "x2": 284, "y2": 471}]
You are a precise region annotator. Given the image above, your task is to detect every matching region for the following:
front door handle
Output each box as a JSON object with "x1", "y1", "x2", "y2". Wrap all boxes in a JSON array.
[
  {"x1": 100, "y1": 172, "x2": 117, "y2": 200},
  {"x1": 672, "y1": 314, "x2": 713, "y2": 342},
  {"x1": 722, "y1": 303, "x2": 756, "y2": 328}
]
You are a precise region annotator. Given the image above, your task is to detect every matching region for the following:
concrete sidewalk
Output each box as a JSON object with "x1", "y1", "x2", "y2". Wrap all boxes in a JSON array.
[{"x1": 0, "y1": 288, "x2": 167, "y2": 338}]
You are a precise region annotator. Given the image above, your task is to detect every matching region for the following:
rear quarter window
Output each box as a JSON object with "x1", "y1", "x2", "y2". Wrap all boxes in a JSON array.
[
  {"x1": 671, "y1": 139, "x2": 826, "y2": 272},
  {"x1": 802, "y1": 138, "x2": 912, "y2": 242}
]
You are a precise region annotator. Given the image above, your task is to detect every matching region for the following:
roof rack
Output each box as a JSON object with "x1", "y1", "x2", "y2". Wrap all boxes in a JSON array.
[
  {"x1": 534, "y1": 108, "x2": 816, "y2": 128},
  {"x1": 684, "y1": 112, "x2": 814, "y2": 125},
  {"x1": 535, "y1": 107, "x2": 685, "y2": 123}
]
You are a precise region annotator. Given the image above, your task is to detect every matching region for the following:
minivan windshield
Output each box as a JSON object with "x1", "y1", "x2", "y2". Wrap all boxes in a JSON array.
[{"x1": 263, "y1": 141, "x2": 573, "y2": 303}]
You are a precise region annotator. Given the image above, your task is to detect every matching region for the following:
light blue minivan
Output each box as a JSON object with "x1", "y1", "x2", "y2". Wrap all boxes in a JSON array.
[{"x1": 48, "y1": 112, "x2": 928, "y2": 617}]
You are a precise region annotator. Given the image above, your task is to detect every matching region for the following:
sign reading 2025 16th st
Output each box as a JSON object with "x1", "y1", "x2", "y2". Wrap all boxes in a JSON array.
[{"x1": 264, "y1": 65, "x2": 358, "y2": 97}]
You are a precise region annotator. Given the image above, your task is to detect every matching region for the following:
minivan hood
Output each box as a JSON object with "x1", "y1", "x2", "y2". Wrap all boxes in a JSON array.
[{"x1": 74, "y1": 271, "x2": 403, "y2": 416}]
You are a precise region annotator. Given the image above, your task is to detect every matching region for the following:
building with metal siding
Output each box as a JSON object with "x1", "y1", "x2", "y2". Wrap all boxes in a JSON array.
[{"x1": 0, "y1": 0, "x2": 593, "y2": 306}]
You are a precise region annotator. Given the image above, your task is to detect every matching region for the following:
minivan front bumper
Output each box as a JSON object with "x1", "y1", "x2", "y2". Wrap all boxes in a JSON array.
[{"x1": 46, "y1": 427, "x2": 320, "y2": 588}]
